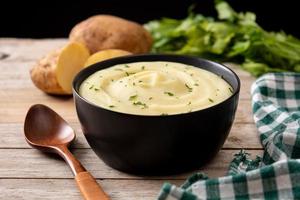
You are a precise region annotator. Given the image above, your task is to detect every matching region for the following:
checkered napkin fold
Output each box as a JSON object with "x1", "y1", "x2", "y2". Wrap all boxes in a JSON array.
[{"x1": 157, "y1": 73, "x2": 300, "y2": 200}]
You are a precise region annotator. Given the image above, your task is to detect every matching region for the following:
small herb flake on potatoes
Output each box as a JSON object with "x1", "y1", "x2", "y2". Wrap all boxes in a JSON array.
[
  {"x1": 69, "y1": 15, "x2": 153, "y2": 54},
  {"x1": 30, "y1": 42, "x2": 90, "y2": 95},
  {"x1": 84, "y1": 49, "x2": 132, "y2": 67}
]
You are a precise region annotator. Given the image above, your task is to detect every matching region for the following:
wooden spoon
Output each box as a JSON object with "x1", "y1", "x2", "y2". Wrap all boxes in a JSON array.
[{"x1": 24, "y1": 104, "x2": 110, "y2": 200}]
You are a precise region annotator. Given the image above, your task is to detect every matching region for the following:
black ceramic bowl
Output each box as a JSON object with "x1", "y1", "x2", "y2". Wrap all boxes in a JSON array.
[{"x1": 73, "y1": 54, "x2": 240, "y2": 175}]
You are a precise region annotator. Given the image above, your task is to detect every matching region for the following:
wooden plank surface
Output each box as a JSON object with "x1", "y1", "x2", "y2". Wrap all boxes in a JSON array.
[
  {"x1": 0, "y1": 38, "x2": 259, "y2": 200},
  {"x1": 0, "y1": 123, "x2": 260, "y2": 149},
  {"x1": 0, "y1": 149, "x2": 263, "y2": 179},
  {"x1": 0, "y1": 179, "x2": 180, "y2": 200},
  {"x1": 0, "y1": 94, "x2": 255, "y2": 123}
]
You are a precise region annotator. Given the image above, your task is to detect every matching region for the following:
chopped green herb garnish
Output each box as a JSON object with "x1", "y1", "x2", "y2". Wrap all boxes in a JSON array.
[
  {"x1": 133, "y1": 82, "x2": 136, "y2": 86},
  {"x1": 164, "y1": 91, "x2": 174, "y2": 96},
  {"x1": 208, "y1": 98, "x2": 214, "y2": 103},
  {"x1": 138, "y1": 80, "x2": 143, "y2": 83},
  {"x1": 165, "y1": 63, "x2": 168, "y2": 67},
  {"x1": 141, "y1": 66, "x2": 145, "y2": 70},
  {"x1": 133, "y1": 101, "x2": 143, "y2": 106},
  {"x1": 111, "y1": 79, "x2": 114, "y2": 82},
  {"x1": 188, "y1": 101, "x2": 191, "y2": 105},
  {"x1": 119, "y1": 80, "x2": 123, "y2": 83},
  {"x1": 190, "y1": 73, "x2": 194, "y2": 76},
  {"x1": 194, "y1": 83, "x2": 199, "y2": 86},
  {"x1": 148, "y1": 97, "x2": 153, "y2": 100},
  {"x1": 94, "y1": 88, "x2": 99, "y2": 91},
  {"x1": 125, "y1": 71, "x2": 135, "y2": 76},
  {"x1": 129, "y1": 95, "x2": 138, "y2": 101},
  {"x1": 89, "y1": 85, "x2": 94, "y2": 90},
  {"x1": 133, "y1": 101, "x2": 148, "y2": 109},
  {"x1": 229, "y1": 87, "x2": 233, "y2": 93},
  {"x1": 125, "y1": 64, "x2": 130, "y2": 68},
  {"x1": 185, "y1": 84, "x2": 193, "y2": 92},
  {"x1": 109, "y1": 105, "x2": 115, "y2": 108},
  {"x1": 114, "y1": 68, "x2": 123, "y2": 71}
]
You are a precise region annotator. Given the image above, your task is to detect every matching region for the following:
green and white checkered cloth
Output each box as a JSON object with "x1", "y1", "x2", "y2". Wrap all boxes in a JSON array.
[{"x1": 157, "y1": 73, "x2": 300, "y2": 200}]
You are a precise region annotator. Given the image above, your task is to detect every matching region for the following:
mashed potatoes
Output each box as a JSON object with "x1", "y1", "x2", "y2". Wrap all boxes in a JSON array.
[{"x1": 79, "y1": 61, "x2": 233, "y2": 115}]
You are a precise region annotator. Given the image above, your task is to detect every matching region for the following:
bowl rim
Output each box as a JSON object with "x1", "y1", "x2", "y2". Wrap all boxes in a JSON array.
[{"x1": 72, "y1": 53, "x2": 240, "y2": 117}]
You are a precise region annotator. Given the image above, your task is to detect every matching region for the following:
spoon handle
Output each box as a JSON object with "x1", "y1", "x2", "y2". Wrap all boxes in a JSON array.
[
  {"x1": 56, "y1": 146, "x2": 110, "y2": 200},
  {"x1": 75, "y1": 171, "x2": 110, "y2": 200}
]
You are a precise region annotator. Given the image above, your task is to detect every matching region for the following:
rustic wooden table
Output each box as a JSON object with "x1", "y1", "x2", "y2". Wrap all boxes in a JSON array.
[{"x1": 0, "y1": 38, "x2": 262, "y2": 200}]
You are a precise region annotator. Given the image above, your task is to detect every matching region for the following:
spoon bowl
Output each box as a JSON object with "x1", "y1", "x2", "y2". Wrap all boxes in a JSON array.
[{"x1": 24, "y1": 104, "x2": 75, "y2": 150}]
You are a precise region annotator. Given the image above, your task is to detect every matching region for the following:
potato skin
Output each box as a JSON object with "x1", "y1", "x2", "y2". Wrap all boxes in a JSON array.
[
  {"x1": 69, "y1": 15, "x2": 153, "y2": 54},
  {"x1": 30, "y1": 49, "x2": 68, "y2": 95}
]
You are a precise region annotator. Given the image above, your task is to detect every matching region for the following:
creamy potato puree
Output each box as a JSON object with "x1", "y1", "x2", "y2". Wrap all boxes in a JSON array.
[{"x1": 79, "y1": 61, "x2": 233, "y2": 115}]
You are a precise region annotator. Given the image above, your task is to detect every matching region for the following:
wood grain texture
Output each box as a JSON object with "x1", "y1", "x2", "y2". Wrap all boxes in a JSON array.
[
  {"x1": 0, "y1": 123, "x2": 260, "y2": 149},
  {"x1": 0, "y1": 38, "x2": 67, "y2": 62},
  {"x1": 0, "y1": 149, "x2": 262, "y2": 179},
  {"x1": 0, "y1": 98, "x2": 255, "y2": 124},
  {"x1": 0, "y1": 38, "x2": 259, "y2": 200},
  {"x1": 0, "y1": 179, "x2": 181, "y2": 200}
]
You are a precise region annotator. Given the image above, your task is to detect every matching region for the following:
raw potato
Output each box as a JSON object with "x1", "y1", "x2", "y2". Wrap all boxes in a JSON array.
[
  {"x1": 56, "y1": 43, "x2": 90, "y2": 93},
  {"x1": 30, "y1": 49, "x2": 64, "y2": 94},
  {"x1": 30, "y1": 42, "x2": 90, "y2": 95},
  {"x1": 84, "y1": 49, "x2": 132, "y2": 67},
  {"x1": 69, "y1": 15, "x2": 153, "y2": 54}
]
